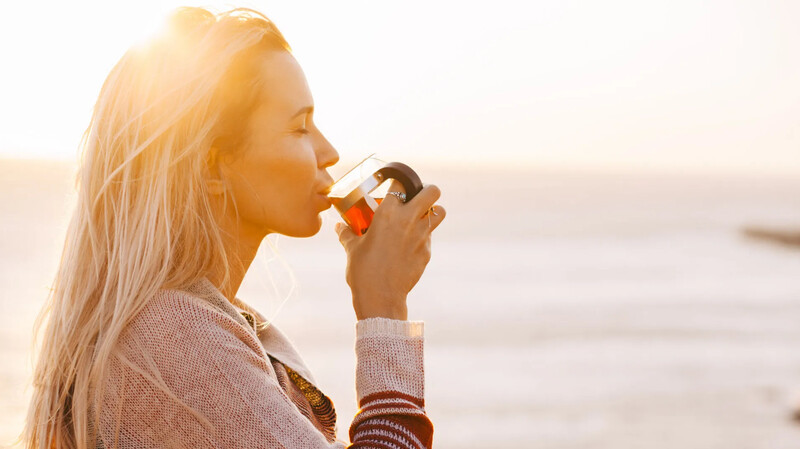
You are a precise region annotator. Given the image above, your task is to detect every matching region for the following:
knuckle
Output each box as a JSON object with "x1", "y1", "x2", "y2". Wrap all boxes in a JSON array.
[
  {"x1": 426, "y1": 184, "x2": 441, "y2": 201},
  {"x1": 418, "y1": 235, "x2": 431, "y2": 254}
]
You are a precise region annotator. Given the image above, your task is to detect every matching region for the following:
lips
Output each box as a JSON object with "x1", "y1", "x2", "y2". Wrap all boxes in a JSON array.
[{"x1": 317, "y1": 193, "x2": 332, "y2": 209}]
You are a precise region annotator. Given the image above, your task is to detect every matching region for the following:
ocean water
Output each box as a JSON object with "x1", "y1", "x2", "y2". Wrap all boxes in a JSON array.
[{"x1": 1, "y1": 159, "x2": 799, "y2": 448}]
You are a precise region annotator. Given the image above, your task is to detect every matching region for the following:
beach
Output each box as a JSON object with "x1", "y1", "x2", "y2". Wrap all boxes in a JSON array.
[{"x1": 1, "y1": 158, "x2": 799, "y2": 448}]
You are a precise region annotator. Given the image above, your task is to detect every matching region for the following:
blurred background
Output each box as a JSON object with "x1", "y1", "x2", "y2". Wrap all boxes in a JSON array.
[{"x1": 1, "y1": 1, "x2": 799, "y2": 448}]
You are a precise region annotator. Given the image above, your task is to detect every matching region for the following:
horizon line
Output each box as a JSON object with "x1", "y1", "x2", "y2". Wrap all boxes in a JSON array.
[{"x1": 2, "y1": 155, "x2": 799, "y2": 180}]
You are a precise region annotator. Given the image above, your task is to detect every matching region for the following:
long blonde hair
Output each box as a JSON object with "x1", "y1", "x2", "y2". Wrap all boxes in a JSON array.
[{"x1": 23, "y1": 7, "x2": 290, "y2": 449}]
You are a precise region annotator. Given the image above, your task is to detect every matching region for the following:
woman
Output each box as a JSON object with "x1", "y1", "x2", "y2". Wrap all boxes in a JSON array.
[{"x1": 23, "y1": 7, "x2": 445, "y2": 448}]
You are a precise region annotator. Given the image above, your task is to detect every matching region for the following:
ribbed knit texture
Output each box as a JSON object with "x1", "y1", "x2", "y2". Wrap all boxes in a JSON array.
[{"x1": 91, "y1": 277, "x2": 433, "y2": 448}]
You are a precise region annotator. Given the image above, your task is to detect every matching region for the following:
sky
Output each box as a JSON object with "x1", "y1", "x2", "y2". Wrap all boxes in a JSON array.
[{"x1": 0, "y1": 0, "x2": 799, "y2": 174}]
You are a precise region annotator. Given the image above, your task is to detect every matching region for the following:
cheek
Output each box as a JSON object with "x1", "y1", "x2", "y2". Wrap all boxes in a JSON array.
[
  {"x1": 272, "y1": 149, "x2": 317, "y2": 202},
  {"x1": 230, "y1": 139, "x2": 318, "y2": 221}
]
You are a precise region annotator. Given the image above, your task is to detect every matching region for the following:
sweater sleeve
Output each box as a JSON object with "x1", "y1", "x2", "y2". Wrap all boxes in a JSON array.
[
  {"x1": 350, "y1": 318, "x2": 433, "y2": 448},
  {"x1": 95, "y1": 293, "x2": 433, "y2": 449}
]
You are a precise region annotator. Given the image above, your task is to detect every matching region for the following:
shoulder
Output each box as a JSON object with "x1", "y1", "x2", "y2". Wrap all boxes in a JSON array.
[
  {"x1": 116, "y1": 287, "x2": 266, "y2": 361},
  {"x1": 95, "y1": 290, "x2": 306, "y2": 448}
]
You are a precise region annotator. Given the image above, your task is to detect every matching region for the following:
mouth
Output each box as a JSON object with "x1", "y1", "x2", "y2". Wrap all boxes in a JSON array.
[{"x1": 317, "y1": 193, "x2": 333, "y2": 210}]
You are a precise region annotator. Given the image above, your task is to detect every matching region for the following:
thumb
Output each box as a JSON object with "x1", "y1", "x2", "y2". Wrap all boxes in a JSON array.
[{"x1": 335, "y1": 222, "x2": 357, "y2": 247}]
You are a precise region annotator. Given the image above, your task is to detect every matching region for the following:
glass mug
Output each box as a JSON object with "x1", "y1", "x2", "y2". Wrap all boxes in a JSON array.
[{"x1": 323, "y1": 153, "x2": 424, "y2": 236}]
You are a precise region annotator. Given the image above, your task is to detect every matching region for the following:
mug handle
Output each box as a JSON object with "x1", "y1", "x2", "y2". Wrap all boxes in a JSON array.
[{"x1": 375, "y1": 162, "x2": 424, "y2": 202}]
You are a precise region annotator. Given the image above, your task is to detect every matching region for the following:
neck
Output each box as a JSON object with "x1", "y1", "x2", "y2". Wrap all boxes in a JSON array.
[{"x1": 205, "y1": 208, "x2": 269, "y2": 303}]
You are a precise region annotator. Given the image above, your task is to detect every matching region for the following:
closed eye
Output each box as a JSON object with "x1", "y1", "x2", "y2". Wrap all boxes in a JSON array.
[{"x1": 294, "y1": 117, "x2": 314, "y2": 135}]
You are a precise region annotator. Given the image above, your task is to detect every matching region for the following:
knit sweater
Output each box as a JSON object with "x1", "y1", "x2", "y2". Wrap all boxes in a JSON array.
[{"x1": 91, "y1": 276, "x2": 433, "y2": 448}]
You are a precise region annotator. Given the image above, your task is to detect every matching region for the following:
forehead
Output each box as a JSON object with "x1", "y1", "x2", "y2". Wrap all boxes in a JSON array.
[{"x1": 253, "y1": 50, "x2": 312, "y2": 116}]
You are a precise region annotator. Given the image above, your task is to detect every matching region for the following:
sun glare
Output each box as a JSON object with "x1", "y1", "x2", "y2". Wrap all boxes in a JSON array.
[
  {"x1": 129, "y1": 11, "x2": 172, "y2": 52},
  {"x1": 0, "y1": 1, "x2": 799, "y2": 174}
]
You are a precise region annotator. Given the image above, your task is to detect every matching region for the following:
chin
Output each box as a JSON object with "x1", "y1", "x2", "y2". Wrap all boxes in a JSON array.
[{"x1": 286, "y1": 214, "x2": 324, "y2": 238}]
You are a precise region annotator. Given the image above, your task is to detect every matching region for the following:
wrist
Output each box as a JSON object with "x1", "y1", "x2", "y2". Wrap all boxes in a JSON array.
[{"x1": 353, "y1": 294, "x2": 408, "y2": 321}]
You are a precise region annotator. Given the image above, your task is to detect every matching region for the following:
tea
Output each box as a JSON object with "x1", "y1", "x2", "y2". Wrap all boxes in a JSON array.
[
  {"x1": 330, "y1": 195, "x2": 384, "y2": 236},
  {"x1": 325, "y1": 155, "x2": 423, "y2": 236}
]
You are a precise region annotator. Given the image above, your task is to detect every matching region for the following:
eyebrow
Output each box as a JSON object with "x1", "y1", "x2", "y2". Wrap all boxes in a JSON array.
[{"x1": 290, "y1": 105, "x2": 314, "y2": 120}]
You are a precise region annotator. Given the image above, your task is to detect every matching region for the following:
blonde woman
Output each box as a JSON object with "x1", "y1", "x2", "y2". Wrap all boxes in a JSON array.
[{"x1": 23, "y1": 7, "x2": 445, "y2": 449}]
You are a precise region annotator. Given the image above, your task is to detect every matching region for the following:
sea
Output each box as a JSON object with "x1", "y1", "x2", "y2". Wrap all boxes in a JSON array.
[{"x1": 1, "y1": 158, "x2": 799, "y2": 448}]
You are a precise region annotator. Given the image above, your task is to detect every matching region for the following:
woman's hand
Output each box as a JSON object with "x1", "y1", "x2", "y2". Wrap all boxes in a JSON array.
[{"x1": 335, "y1": 180, "x2": 446, "y2": 320}]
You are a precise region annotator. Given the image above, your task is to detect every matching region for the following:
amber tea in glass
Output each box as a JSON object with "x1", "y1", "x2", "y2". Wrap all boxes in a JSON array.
[{"x1": 324, "y1": 154, "x2": 423, "y2": 236}]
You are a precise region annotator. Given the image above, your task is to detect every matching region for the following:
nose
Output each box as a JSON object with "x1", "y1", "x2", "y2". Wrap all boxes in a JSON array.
[{"x1": 316, "y1": 130, "x2": 339, "y2": 169}]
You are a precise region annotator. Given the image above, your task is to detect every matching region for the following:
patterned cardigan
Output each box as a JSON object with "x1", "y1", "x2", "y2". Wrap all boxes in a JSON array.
[{"x1": 91, "y1": 276, "x2": 433, "y2": 448}]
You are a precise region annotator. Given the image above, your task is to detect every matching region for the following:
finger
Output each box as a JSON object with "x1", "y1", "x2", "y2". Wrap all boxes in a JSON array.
[
  {"x1": 335, "y1": 222, "x2": 357, "y2": 247},
  {"x1": 377, "y1": 179, "x2": 407, "y2": 211},
  {"x1": 406, "y1": 184, "x2": 441, "y2": 218},
  {"x1": 431, "y1": 205, "x2": 446, "y2": 231},
  {"x1": 417, "y1": 205, "x2": 446, "y2": 233}
]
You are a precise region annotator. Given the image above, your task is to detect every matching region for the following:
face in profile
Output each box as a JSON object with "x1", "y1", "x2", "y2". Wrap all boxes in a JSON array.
[{"x1": 210, "y1": 49, "x2": 340, "y2": 239}]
